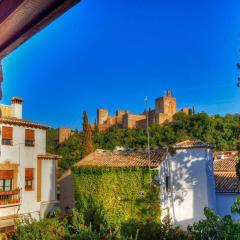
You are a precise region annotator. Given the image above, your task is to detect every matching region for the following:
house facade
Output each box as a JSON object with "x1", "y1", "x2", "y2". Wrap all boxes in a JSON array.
[
  {"x1": 159, "y1": 140, "x2": 240, "y2": 228},
  {"x1": 159, "y1": 140, "x2": 216, "y2": 229},
  {"x1": 59, "y1": 139, "x2": 239, "y2": 229},
  {"x1": 0, "y1": 97, "x2": 61, "y2": 230}
]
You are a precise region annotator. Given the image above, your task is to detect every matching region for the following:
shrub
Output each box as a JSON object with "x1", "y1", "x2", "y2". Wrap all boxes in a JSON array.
[{"x1": 188, "y1": 208, "x2": 240, "y2": 240}]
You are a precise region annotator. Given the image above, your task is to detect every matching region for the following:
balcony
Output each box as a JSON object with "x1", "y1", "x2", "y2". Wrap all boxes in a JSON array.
[{"x1": 0, "y1": 189, "x2": 20, "y2": 207}]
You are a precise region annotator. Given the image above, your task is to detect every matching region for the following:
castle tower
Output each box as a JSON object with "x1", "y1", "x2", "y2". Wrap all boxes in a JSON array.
[
  {"x1": 97, "y1": 109, "x2": 109, "y2": 125},
  {"x1": 155, "y1": 89, "x2": 176, "y2": 115}
]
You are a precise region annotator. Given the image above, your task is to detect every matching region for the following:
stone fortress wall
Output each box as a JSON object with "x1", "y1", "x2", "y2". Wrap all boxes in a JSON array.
[{"x1": 97, "y1": 90, "x2": 191, "y2": 132}]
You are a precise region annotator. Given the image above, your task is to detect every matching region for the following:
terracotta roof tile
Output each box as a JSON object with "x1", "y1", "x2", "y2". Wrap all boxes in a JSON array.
[
  {"x1": 214, "y1": 157, "x2": 240, "y2": 193},
  {"x1": 38, "y1": 153, "x2": 62, "y2": 160},
  {"x1": 0, "y1": 116, "x2": 48, "y2": 130},
  {"x1": 172, "y1": 140, "x2": 214, "y2": 149},
  {"x1": 74, "y1": 148, "x2": 167, "y2": 168},
  {"x1": 215, "y1": 172, "x2": 240, "y2": 193},
  {"x1": 214, "y1": 157, "x2": 238, "y2": 172}
]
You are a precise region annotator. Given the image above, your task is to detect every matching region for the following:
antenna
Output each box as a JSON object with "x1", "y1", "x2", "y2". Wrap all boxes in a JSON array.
[{"x1": 144, "y1": 96, "x2": 152, "y2": 183}]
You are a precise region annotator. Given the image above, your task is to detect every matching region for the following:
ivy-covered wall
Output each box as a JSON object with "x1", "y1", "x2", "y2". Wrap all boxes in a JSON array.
[{"x1": 72, "y1": 167, "x2": 160, "y2": 227}]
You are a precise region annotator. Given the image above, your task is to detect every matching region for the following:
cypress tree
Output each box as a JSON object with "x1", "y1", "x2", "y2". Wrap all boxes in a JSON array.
[{"x1": 82, "y1": 111, "x2": 94, "y2": 157}]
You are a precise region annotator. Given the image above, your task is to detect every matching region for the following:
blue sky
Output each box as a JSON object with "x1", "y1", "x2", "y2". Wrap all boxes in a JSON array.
[{"x1": 2, "y1": 0, "x2": 240, "y2": 129}]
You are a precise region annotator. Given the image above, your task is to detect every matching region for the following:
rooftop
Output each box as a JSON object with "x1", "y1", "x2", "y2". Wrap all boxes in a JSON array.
[
  {"x1": 0, "y1": 116, "x2": 48, "y2": 130},
  {"x1": 172, "y1": 140, "x2": 214, "y2": 149},
  {"x1": 38, "y1": 153, "x2": 62, "y2": 160},
  {"x1": 214, "y1": 157, "x2": 240, "y2": 193},
  {"x1": 74, "y1": 148, "x2": 167, "y2": 168}
]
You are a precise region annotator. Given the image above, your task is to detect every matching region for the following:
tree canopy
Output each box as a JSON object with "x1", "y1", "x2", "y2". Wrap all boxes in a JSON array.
[{"x1": 48, "y1": 112, "x2": 240, "y2": 170}]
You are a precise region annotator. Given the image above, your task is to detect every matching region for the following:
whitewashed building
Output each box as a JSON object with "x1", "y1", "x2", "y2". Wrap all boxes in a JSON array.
[
  {"x1": 159, "y1": 140, "x2": 216, "y2": 229},
  {"x1": 159, "y1": 140, "x2": 240, "y2": 229},
  {"x1": 59, "y1": 139, "x2": 239, "y2": 229},
  {"x1": 0, "y1": 97, "x2": 61, "y2": 230}
]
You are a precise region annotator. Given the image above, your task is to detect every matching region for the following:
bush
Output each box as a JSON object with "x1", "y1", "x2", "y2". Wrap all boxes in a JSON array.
[{"x1": 188, "y1": 208, "x2": 240, "y2": 240}]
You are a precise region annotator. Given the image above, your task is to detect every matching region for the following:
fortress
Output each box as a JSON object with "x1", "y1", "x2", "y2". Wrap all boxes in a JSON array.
[{"x1": 97, "y1": 90, "x2": 191, "y2": 132}]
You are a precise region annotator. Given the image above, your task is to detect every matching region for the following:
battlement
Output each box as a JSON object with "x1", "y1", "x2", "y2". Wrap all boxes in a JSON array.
[{"x1": 96, "y1": 90, "x2": 190, "y2": 131}]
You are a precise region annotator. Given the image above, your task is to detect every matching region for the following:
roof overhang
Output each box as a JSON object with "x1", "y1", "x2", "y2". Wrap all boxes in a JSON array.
[{"x1": 0, "y1": 0, "x2": 81, "y2": 60}]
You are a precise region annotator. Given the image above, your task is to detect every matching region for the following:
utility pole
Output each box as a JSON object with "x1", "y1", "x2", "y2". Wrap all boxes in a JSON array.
[{"x1": 145, "y1": 97, "x2": 151, "y2": 182}]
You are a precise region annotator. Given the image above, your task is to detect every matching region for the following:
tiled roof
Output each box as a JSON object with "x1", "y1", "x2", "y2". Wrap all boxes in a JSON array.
[
  {"x1": 74, "y1": 148, "x2": 167, "y2": 168},
  {"x1": 0, "y1": 116, "x2": 48, "y2": 130},
  {"x1": 214, "y1": 158, "x2": 238, "y2": 172},
  {"x1": 214, "y1": 157, "x2": 240, "y2": 193},
  {"x1": 38, "y1": 153, "x2": 62, "y2": 160},
  {"x1": 215, "y1": 172, "x2": 240, "y2": 193},
  {"x1": 172, "y1": 140, "x2": 214, "y2": 149}
]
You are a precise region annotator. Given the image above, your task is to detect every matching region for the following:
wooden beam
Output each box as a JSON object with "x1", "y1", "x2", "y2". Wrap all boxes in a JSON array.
[{"x1": 0, "y1": 0, "x2": 81, "y2": 59}]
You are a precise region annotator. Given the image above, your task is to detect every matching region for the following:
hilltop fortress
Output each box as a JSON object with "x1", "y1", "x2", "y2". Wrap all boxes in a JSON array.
[{"x1": 97, "y1": 90, "x2": 191, "y2": 132}]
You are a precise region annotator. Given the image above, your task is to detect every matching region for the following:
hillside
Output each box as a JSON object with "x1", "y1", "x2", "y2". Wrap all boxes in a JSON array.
[{"x1": 47, "y1": 112, "x2": 240, "y2": 170}]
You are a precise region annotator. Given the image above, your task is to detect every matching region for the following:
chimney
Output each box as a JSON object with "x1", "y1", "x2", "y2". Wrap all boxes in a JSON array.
[{"x1": 11, "y1": 97, "x2": 23, "y2": 119}]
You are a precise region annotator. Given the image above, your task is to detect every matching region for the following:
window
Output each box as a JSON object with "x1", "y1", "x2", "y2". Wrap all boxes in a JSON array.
[
  {"x1": 25, "y1": 168, "x2": 34, "y2": 191},
  {"x1": 166, "y1": 176, "x2": 170, "y2": 192},
  {"x1": 2, "y1": 127, "x2": 13, "y2": 145},
  {"x1": 25, "y1": 129, "x2": 35, "y2": 147},
  {"x1": 0, "y1": 170, "x2": 13, "y2": 192}
]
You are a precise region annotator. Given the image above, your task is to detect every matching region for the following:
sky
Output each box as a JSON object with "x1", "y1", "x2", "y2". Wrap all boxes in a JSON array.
[{"x1": 1, "y1": 0, "x2": 240, "y2": 129}]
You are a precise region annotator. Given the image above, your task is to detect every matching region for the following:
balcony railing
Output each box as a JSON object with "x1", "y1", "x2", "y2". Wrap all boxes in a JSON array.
[{"x1": 0, "y1": 189, "x2": 20, "y2": 206}]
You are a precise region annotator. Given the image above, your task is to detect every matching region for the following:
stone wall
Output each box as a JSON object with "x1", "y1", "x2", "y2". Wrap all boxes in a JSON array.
[{"x1": 58, "y1": 128, "x2": 74, "y2": 144}]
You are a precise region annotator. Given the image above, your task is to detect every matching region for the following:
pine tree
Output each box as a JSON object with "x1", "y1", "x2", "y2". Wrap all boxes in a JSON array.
[
  {"x1": 192, "y1": 106, "x2": 195, "y2": 115},
  {"x1": 94, "y1": 119, "x2": 99, "y2": 133},
  {"x1": 82, "y1": 111, "x2": 94, "y2": 157}
]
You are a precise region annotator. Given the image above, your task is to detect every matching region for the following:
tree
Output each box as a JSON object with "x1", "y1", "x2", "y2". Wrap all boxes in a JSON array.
[
  {"x1": 82, "y1": 111, "x2": 94, "y2": 157},
  {"x1": 236, "y1": 115, "x2": 240, "y2": 179}
]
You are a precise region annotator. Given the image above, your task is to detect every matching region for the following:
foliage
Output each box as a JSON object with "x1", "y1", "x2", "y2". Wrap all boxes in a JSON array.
[
  {"x1": 9, "y1": 206, "x2": 240, "y2": 240},
  {"x1": 72, "y1": 167, "x2": 160, "y2": 228},
  {"x1": 188, "y1": 208, "x2": 240, "y2": 240},
  {"x1": 82, "y1": 111, "x2": 94, "y2": 157},
  {"x1": 94, "y1": 113, "x2": 239, "y2": 151},
  {"x1": 11, "y1": 214, "x2": 68, "y2": 240},
  {"x1": 55, "y1": 132, "x2": 84, "y2": 170},
  {"x1": 46, "y1": 128, "x2": 59, "y2": 153},
  {"x1": 47, "y1": 113, "x2": 240, "y2": 170},
  {"x1": 231, "y1": 196, "x2": 240, "y2": 215},
  {"x1": 10, "y1": 210, "x2": 133, "y2": 240}
]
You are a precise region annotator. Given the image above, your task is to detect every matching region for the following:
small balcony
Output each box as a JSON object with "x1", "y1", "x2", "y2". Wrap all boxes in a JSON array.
[{"x1": 0, "y1": 189, "x2": 20, "y2": 207}]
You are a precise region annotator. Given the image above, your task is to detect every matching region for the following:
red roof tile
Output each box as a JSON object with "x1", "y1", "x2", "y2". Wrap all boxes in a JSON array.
[
  {"x1": 74, "y1": 148, "x2": 167, "y2": 168},
  {"x1": 172, "y1": 140, "x2": 214, "y2": 149},
  {"x1": 214, "y1": 157, "x2": 240, "y2": 193}
]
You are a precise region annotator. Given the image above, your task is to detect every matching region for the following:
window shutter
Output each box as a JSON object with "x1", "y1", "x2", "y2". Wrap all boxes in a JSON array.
[
  {"x1": 25, "y1": 129, "x2": 35, "y2": 141},
  {"x1": 25, "y1": 168, "x2": 34, "y2": 180},
  {"x1": 2, "y1": 127, "x2": 13, "y2": 139},
  {"x1": 0, "y1": 170, "x2": 13, "y2": 179}
]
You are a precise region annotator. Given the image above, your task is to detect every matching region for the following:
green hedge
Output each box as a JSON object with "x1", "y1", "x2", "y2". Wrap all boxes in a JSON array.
[{"x1": 72, "y1": 167, "x2": 160, "y2": 227}]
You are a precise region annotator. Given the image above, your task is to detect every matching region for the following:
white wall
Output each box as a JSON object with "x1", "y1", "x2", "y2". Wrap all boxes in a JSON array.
[
  {"x1": 41, "y1": 160, "x2": 56, "y2": 203},
  {"x1": 159, "y1": 148, "x2": 216, "y2": 229},
  {"x1": 216, "y1": 194, "x2": 240, "y2": 221},
  {"x1": 0, "y1": 123, "x2": 54, "y2": 219}
]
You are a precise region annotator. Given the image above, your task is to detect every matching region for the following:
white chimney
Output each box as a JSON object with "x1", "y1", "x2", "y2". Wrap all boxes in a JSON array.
[{"x1": 11, "y1": 97, "x2": 23, "y2": 119}]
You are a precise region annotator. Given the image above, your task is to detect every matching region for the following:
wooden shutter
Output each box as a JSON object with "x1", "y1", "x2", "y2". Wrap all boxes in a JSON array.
[
  {"x1": 25, "y1": 129, "x2": 35, "y2": 141},
  {"x1": 0, "y1": 170, "x2": 13, "y2": 179},
  {"x1": 25, "y1": 168, "x2": 34, "y2": 180},
  {"x1": 2, "y1": 127, "x2": 13, "y2": 139}
]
